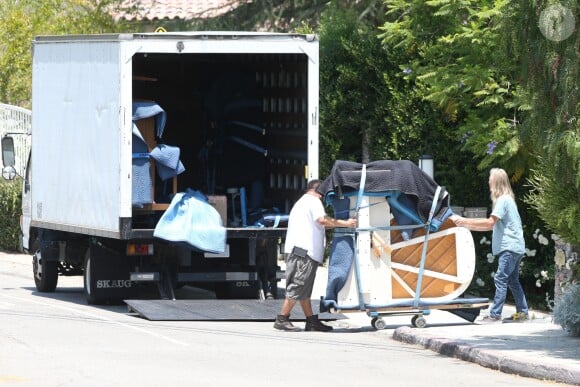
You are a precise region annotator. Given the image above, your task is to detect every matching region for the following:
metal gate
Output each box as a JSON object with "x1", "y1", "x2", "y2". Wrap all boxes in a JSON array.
[{"x1": 0, "y1": 103, "x2": 31, "y2": 177}]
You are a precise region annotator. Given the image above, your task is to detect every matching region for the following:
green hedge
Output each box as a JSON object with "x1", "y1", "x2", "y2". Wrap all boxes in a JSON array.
[{"x1": 0, "y1": 178, "x2": 22, "y2": 252}]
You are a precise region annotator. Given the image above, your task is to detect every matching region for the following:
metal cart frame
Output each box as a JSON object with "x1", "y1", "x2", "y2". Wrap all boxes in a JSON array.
[{"x1": 322, "y1": 185, "x2": 489, "y2": 329}]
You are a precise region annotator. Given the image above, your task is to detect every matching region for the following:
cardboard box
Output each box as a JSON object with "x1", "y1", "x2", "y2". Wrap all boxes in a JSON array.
[{"x1": 208, "y1": 195, "x2": 227, "y2": 226}]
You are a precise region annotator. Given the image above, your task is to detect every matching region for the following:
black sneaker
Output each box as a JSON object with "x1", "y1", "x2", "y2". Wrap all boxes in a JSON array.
[
  {"x1": 274, "y1": 315, "x2": 301, "y2": 331},
  {"x1": 305, "y1": 314, "x2": 334, "y2": 332}
]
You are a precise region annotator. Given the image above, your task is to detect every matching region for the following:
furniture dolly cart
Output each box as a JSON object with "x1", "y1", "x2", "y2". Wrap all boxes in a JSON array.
[{"x1": 318, "y1": 160, "x2": 489, "y2": 329}]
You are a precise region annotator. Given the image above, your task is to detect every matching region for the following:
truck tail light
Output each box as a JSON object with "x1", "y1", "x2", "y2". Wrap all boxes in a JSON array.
[{"x1": 126, "y1": 243, "x2": 154, "y2": 256}]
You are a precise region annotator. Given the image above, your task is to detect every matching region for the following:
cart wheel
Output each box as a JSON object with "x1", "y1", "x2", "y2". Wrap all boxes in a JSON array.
[
  {"x1": 411, "y1": 315, "x2": 427, "y2": 328},
  {"x1": 371, "y1": 317, "x2": 386, "y2": 330}
]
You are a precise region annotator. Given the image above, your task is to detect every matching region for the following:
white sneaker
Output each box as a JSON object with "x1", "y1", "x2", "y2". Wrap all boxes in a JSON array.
[{"x1": 478, "y1": 315, "x2": 503, "y2": 324}]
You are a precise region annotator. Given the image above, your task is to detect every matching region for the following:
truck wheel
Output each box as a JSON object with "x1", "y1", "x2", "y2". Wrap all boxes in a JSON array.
[
  {"x1": 32, "y1": 249, "x2": 58, "y2": 292},
  {"x1": 83, "y1": 250, "x2": 102, "y2": 305}
]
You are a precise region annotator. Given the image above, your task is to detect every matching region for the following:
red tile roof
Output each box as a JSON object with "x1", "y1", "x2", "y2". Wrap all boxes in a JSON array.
[{"x1": 114, "y1": 0, "x2": 243, "y2": 21}]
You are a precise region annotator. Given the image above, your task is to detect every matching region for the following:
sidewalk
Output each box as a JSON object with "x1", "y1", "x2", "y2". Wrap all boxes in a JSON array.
[
  {"x1": 389, "y1": 306, "x2": 579, "y2": 386},
  {"x1": 308, "y1": 264, "x2": 580, "y2": 386}
]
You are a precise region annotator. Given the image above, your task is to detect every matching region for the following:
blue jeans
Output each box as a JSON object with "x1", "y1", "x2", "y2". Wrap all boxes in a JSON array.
[{"x1": 490, "y1": 251, "x2": 528, "y2": 318}]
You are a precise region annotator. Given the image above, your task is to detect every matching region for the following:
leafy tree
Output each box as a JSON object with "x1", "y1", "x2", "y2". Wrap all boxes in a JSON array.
[
  {"x1": 378, "y1": 0, "x2": 570, "y2": 308},
  {"x1": 506, "y1": 0, "x2": 579, "y2": 246},
  {"x1": 0, "y1": 0, "x2": 129, "y2": 107},
  {"x1": 506, "y1": 0, "x2": 579, "y2": 302},
  {"x1": 380, "y1": 0, "x2": 530, "y2": 175},
  {"x1": 318, "y1": 3, "x2": 430, "y2": 176},
  {"x1": 379, "y1": 0, "x2": 578, "y2": 244}
]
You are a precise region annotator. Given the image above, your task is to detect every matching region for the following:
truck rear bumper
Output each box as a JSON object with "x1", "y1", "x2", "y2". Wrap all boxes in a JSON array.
[{"x1": 130, "y1": 271, "x2": 285, "y2": 283}]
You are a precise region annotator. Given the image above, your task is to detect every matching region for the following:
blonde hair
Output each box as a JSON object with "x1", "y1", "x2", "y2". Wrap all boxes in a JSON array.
[{"x1": 489, "y1": 168, "x2": 514, "y2": 208}]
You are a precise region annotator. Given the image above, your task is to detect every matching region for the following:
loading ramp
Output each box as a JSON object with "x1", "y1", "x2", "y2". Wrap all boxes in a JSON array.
[{"x1": 125, "y1": 299, "x2": 346, "y2": 322}]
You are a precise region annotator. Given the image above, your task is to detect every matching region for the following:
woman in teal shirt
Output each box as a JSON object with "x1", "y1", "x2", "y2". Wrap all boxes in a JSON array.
[{"x1": 451, "y1": 168, "x2": 528, "y2": 323}]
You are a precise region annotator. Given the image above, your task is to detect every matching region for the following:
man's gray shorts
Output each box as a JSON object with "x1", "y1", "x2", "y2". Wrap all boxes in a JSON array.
[{"x1": 285, "y1": 249, "x2": 319, "y2": 300}]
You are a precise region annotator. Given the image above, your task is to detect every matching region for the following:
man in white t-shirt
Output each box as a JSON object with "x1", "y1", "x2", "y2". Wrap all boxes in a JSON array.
[{"x1": 274, "y1": 179, "x2": 357, "y2": 332}]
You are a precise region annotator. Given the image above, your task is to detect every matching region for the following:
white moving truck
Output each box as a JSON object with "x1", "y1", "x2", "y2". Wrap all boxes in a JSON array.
[{"x1": 1, "y1": 32, "x2": 319, "y2": 304}]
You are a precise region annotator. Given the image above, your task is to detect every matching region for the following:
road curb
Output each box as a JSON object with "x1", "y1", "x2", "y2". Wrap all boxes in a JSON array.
[{"x1": 392, "y1": 326, "x2": 580, "y2": 385}]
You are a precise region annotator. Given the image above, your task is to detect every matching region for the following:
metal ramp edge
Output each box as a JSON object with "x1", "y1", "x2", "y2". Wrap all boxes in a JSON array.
[{"x1": 125, "y1": 299, "x2": 347, "y2": 321}]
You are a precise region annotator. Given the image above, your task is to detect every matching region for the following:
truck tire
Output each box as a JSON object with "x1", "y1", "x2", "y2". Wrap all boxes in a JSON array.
[
  {"x1": 83, "y1": 250, "x2": 102, "y2": 305},
  {"x1": 32, "y1": 248, "x2": 59, "y2": 292}
]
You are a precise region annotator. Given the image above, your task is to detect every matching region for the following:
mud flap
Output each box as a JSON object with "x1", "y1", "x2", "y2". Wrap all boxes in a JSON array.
[{"x1": 86, "y1": 242, "x2": 138, "y2": 303}]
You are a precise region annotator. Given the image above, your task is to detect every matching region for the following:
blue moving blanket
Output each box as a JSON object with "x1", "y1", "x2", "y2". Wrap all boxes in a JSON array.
[
  {"x1": 154, "y1": 189, "x2": 226, "y2": 253},
  {"x1": 132, "y1": 124, "x2": 153, "y2": 206},
  {"x1": 324, "y1": 197, "x2": 355, "y2": 306},
  {"x1": 132, "y1": 101, "x2": 167, "y2": 136},
  {"x1": 132, "y1": 101, "x2": 185, "y2": 206},
  {"x1": 149, "y1": 144, "x2": 185, "y2": 181},
  {"x1": 132, "y1": 101, "x2": 166, "y2": 206}
]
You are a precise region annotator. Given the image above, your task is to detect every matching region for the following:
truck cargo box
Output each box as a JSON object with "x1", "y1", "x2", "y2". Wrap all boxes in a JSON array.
[{"x1": 31, "y1": 32, "x2": 319, "y2": 239}]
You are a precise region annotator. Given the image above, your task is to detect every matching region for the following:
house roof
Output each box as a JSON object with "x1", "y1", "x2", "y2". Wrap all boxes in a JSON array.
[{"x1": 114, "y1": 0, "x2": 242, "y2": 21}]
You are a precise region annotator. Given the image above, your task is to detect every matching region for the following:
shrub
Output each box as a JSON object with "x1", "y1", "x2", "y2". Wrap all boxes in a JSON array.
[
  {"x1": 553, "y1": 283, "x2": 580, "y2": 337},
  {"x1": 0, "y1": 178, "x2": 22, "y2": 251}
]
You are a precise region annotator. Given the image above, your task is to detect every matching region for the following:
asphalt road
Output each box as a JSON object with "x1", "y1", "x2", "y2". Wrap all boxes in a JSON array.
[{"x1": 0, "y1": 251, "x2": 556, "y2": 387}]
